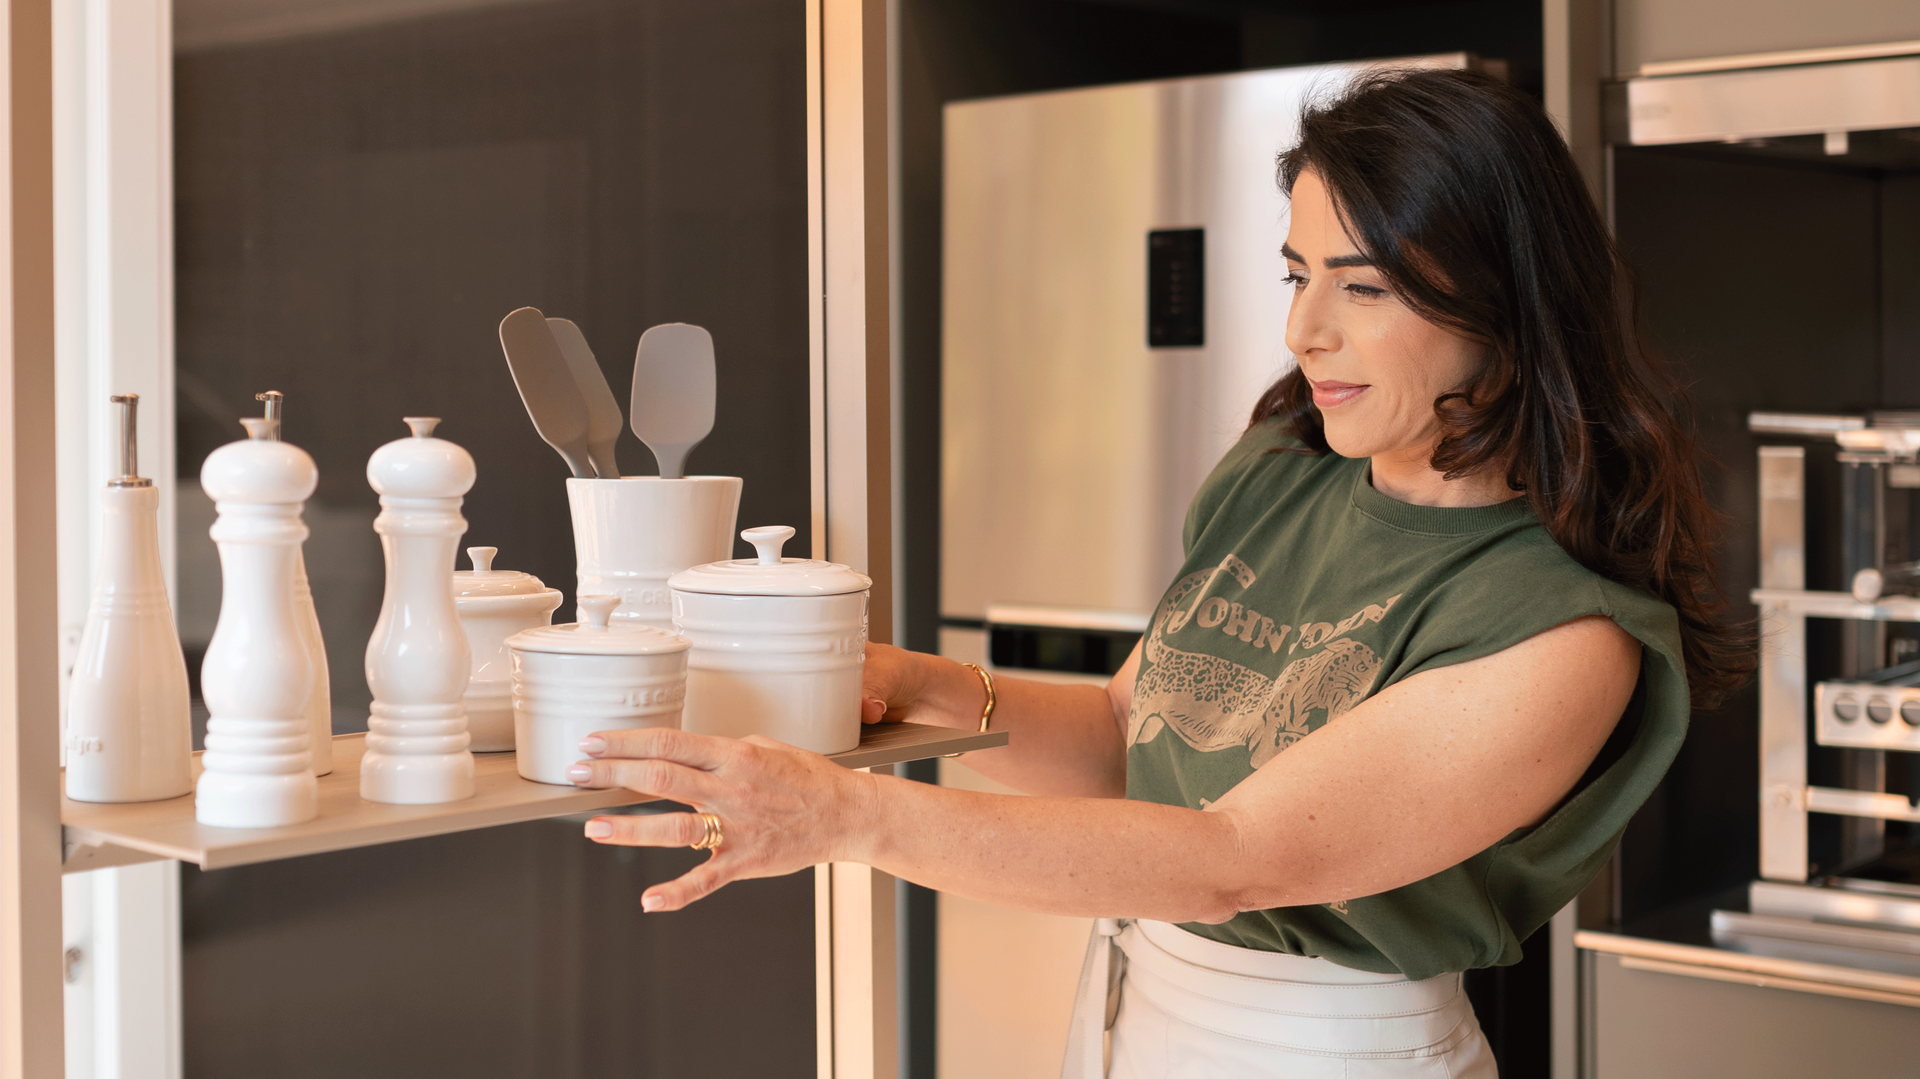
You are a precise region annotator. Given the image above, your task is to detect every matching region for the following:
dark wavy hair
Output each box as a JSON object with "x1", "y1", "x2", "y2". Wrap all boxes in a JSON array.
[{"x1": 1254, "y1": 67, "x2": 1749, "y2": 709}]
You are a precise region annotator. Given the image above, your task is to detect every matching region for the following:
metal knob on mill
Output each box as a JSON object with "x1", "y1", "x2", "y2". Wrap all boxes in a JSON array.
[
  {"x1": 64, "y1": 393, "x2": 194, "y2": 803},
  {"x1": 196, "y1": 413, "x2": 321, "y2": 827},
  {"x1": 256, "y1": 391, "x2": 334, "y2": 776},
  {"x1": 360, "y1": 417, "x2": 477, "y2": 804}
]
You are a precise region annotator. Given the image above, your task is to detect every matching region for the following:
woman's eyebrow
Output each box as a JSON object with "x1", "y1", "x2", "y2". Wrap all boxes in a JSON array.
[{"x1": 1279, "y1": 243, "x2": 1375, "y2": 270}]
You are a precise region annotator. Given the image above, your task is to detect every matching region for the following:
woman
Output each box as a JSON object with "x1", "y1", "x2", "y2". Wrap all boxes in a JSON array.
[{"x1": 565, "y1": 68, "x2": 1746, "y2": 1076}]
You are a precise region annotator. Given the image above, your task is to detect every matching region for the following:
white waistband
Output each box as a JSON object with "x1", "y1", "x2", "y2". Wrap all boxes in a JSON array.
[
  {"x1": 1116, "y1": 920, "x2": 1472, "y2": 1054},
  {"x1": 1134, "y1": 919, "x2": 1411, "y2": 984}
]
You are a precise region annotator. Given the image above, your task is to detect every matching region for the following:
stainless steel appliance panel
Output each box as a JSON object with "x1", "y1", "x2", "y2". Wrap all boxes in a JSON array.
[{"x1": 940, "y1": 58, "x2": 1465, "y2": 627}]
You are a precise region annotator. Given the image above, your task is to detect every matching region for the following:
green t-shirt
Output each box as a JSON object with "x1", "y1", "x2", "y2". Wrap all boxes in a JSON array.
[{"x1": 1124, "y1": 419, "x2": 1690, "y2": 981}]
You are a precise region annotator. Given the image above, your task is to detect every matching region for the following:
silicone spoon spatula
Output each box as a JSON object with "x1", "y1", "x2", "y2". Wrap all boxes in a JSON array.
[
  {"x1": 546, "y1": 317, "x2": 623, "y2": 479},
  {"x1": 630, "y1": 323, "x2": 716, "y2": 479},
  {"x1": 498, "y1": 306, "x2": 592, "y2": 478}
]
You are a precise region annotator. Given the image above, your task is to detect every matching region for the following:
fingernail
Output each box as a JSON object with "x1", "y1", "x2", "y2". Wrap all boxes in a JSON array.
[
  {"x1": 642, "y1": 894, "x2": 665, "y2": 913},
  {"x1": 584, "y1": 819, "x2": 613, "y2": 839},
  {"x1": 578, "y1": 735, "x2": 607, "y2": 756},
  {"x1": 567, "y1": 763, "x2": 593, "y2": 783}
]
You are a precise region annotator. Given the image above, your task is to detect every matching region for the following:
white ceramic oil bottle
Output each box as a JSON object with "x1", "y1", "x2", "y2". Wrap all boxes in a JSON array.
[
  {"x1": 65, "y1": 394, "x2": 194, "y2": 803},
  {"x1": 195, "y1": 415, "x2": 320, "y2": 827},
  {"x1": 257, "y1": 391, "x2": 333, "y2": 776},
  {"x1": 360, "y1": 417, "x2": 477, "y2": 804}
]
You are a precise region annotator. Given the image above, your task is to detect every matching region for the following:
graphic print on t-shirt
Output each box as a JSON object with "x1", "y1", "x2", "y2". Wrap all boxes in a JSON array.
[{"x1": 1128, "y1": 553, "x2": 1400, "y2": 767}]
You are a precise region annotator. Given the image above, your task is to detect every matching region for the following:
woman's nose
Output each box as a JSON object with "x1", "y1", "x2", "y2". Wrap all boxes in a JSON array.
[{"x1": 1284, "y1": 280, "x2": 1337, "y2": 358}]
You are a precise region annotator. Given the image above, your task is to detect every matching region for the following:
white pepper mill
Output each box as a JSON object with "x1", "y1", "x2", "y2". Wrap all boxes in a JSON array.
[
  {"x1": 195, "y1": 415, "x2": 320, "y2": 827},
  {"x1": 360, "y1": 417, "x2": 477, "y2": 804},
  {"x1": 257, "y1": 390, "x2": 333, "y2": 776},
  {"x1": 64, "y1": 394, "x2": 194, "y2": 803}
]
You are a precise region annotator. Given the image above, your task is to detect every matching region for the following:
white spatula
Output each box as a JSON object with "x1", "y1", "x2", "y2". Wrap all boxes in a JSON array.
[
  {"x1": 498, "y1": 306, "x2": 592, "y2": 478},
  {"x1": 546, "y1": 317, "x2": 623, "y2": 479},
  {"x1": 631, "y1": 323, "x2": 716, "y2": 479}
]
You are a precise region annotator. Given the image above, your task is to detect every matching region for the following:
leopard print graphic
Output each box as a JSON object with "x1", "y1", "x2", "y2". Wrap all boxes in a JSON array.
[{"x1": 1130, "y1": 556, "x2": 1389, "y2": 764}]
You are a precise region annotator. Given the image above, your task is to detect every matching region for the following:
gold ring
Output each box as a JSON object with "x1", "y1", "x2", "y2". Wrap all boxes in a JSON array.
[{"x1": 690, "y1": 812, "x2": 724, "y2": 851}]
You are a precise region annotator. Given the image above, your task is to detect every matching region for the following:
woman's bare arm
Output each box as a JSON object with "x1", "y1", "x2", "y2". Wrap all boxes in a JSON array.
[
  {"x1": 858, "y1": 642, "x2": 1139, "y2": 798},
  {"x1": 571, "y1": 616, "x2": 1637, "y2": 916}
]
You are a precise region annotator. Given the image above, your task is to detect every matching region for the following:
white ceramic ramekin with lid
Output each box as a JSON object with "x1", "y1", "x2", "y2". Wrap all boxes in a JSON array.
[
  {"x1": 668, "y1": 525, "x2": 872, "y2": 755},
  {"x1": 453, "y1": 546, "x2": 562, "y2": 752},
  {"x1": 505, "y1": 595, "x2": 689, "y2": 785}
]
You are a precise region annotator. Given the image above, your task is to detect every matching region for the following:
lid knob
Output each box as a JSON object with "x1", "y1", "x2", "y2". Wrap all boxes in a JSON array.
[
  {"x1": 742, "y1": 525, "x2": 795, "y2": 566},
  {"x1": 468, "y1": 546, "x2": 497, "y2": 573},
  {"x1": 578, "y1": 594, "x2": 620, "y2": 629}
]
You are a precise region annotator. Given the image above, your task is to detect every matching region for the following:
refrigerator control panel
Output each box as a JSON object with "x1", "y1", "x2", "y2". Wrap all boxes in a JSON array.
[{"x1": 1815, "y1": 680, "x2": 1920, "y2": 751}]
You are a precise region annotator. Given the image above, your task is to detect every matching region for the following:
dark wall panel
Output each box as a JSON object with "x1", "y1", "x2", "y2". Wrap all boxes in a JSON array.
[
  {"x1": 1613, "y1": 147, "x2": 1886, "y2": 915},
  {"x1": 182, "y1": 819, "x2": 815, "y2": 1079},
  {"x1": 176, "y1": 0, "x2": 812, "y2": 716},
  {"x1": 173, "y1": 2, "x2": 813, "y2": 1075}
]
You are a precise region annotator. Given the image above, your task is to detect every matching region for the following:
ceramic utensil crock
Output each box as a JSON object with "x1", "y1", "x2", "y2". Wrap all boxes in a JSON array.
[
  {"x1": 566, "y1": 475, "x2": 742, "y2": 631},
  {"x1": 668, "y1": 525, "x2": 871, "y2": 755},
  {"x1": 454, "y1": 546, "x2": 562, "y2": 752},
  {"x1": 506, "y1": 595, "x2": 688, "y2": 785}
]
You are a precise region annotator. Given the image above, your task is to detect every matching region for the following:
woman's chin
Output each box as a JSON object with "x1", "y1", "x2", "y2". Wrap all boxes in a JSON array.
[{"x1": 1318, "y1": 423, "x2": 1378, "y2": 461}]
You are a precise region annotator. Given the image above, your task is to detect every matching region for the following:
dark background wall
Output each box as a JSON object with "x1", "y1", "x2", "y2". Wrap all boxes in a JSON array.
[
  {"x1": 1611, "y1": 146, "x2": 1920, "y2": 921},
  {"x1": 172, "y1": 2, "x2": 815, "y2": 1075}
]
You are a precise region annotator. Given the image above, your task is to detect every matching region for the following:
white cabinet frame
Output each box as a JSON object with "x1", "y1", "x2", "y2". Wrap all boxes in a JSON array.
[
  {"x1": 52, "y1": 2, "x2": 181, "y2": 1075},
  {"x1": 810, "y1": 2, "x2": 898, "y2": 1078}
]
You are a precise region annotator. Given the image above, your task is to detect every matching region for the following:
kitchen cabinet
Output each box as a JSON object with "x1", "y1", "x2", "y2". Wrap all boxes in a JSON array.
[
  {"x1": 2, "y1": 2, "x2": 910, "y2": 1077},
  {"x1": 1580, "y1": 944, "x2": 1918, "y2": 1076}
]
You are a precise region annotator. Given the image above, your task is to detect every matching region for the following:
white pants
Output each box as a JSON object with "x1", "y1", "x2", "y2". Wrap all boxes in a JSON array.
[{"x1": 1061, "y1": 919, "x2": 1497, "y2": 1079}]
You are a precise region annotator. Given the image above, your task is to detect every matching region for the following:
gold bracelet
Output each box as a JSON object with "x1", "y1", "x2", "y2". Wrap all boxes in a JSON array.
[
  {"x1": 962, "y1": 661, "x2": 996, "y2": 733},
  {"x1": 943, "y1": 661, "x2": 996, "y2": 757}
]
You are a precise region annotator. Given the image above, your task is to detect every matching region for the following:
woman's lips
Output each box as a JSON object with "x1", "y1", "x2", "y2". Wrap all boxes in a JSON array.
[{"x1": 1308, "y1": 378, "x2": 1368, "y2": 409}]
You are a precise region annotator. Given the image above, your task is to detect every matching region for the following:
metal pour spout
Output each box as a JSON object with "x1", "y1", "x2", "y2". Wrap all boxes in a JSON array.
[
  {"x1": 255, "y1": 390, "x2": 285, "y2": 440},
  {"x1": 108, "y1": 393, "x2": 151, "y2": 488}
]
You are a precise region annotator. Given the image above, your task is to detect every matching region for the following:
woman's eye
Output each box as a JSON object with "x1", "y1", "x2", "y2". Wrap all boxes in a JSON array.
[
  {"x1": 1340, "y1": 281, "x2": 1388, "y2": 299},
  {"x1": 1282, "y1": 272, "x2": 1308, "y2": 289}
]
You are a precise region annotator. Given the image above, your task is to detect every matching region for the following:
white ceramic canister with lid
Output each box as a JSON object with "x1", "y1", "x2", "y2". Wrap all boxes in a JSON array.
[
  {"x1": 454, "y1": 546, "x2": 562, "y2": 752},
  {"x1": 668, "y1": 525, "x2": 871, "y2": 755},
  {"x1": 506, "y1": 595, "x2": 689, "y2": 785}
]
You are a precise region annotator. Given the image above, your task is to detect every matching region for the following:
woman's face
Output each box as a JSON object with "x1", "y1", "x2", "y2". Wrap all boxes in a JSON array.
[{"x1": 1282, "y1": 169, "x2": 1485, "y2": 464}]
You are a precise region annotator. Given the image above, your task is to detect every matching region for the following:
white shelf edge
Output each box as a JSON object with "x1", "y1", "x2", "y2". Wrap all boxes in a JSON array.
[{"x1": 62, "y1": 722, "x2": 1008, "y2": 872}]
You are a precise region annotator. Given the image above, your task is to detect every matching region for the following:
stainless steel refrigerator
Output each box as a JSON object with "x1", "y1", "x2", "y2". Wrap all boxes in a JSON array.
[{"x1": 939, "y1": 55, "x2": 1470, "y2": 678}]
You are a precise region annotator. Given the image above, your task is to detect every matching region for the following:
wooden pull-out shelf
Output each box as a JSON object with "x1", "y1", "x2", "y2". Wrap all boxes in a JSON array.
[{"x1": 62, "y1": 721, "x2": 1007, "y2": 873}]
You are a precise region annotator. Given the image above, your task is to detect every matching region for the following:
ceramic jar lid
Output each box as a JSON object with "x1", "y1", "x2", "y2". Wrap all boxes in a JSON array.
[
  {"x1": 507, "y1": 595, "x2": 688, "y2": 656},
  {"x1": 668, "y1": 526, "x2": 872, "y2": 597},
  {"x1": 454, "y1": 546, "x2": 551, "y2": 598}
]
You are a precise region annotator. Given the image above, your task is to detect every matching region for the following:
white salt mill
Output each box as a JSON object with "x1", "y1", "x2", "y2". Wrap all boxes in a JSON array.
[
  {"x1": 361, "y1": 417, "x2": 477, "y2": 804},
  {"x1": 257, "y1": 391, "x2": 333, "y2": 776},
  {"x1": 195, "y1": 415, "x2": 320, "y2": 827},
  {"x1": 65, "y1": 394, "x2": 194, "y2": 803}
]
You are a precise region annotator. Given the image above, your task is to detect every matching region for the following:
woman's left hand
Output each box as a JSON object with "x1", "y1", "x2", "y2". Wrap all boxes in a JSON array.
[{"x1": 567, "y1": 728, "x2": 879, "y2": 912}]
